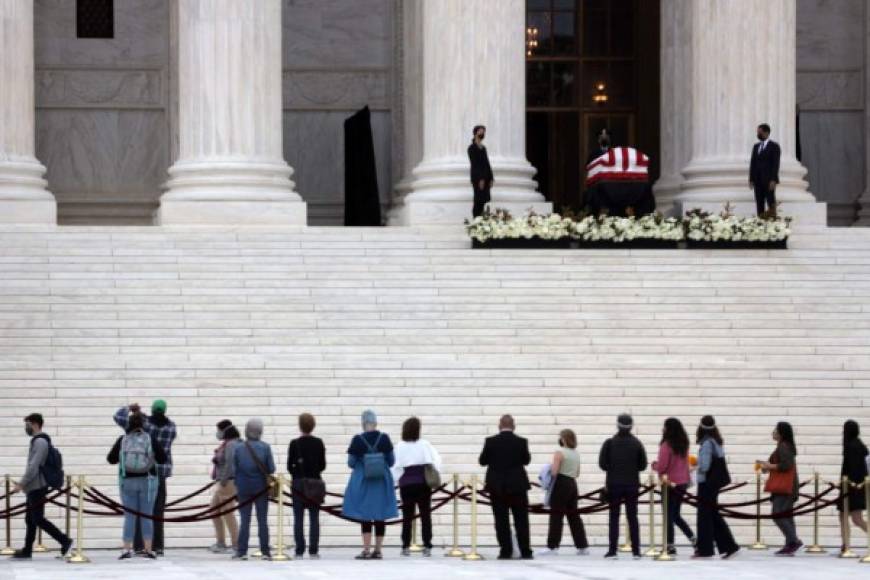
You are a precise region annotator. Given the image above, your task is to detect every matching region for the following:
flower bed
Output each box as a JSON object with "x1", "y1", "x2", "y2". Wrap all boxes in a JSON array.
[{"x1": 683, "y1": 208, "x2": 791, "y2": 249}]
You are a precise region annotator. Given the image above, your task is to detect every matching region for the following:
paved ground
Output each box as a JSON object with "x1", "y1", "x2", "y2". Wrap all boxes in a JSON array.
[{"x1": 1, "y1": 547, "x2": 868, "y2": 580}]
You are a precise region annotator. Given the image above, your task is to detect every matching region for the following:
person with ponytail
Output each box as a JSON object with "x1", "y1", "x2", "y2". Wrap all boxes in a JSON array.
[
  {"x1": 758, "y1": 422, "x2": 802, "y2": 555},
  {"x1": 838, "y1": 420, "x2": 869, "y2": 554}
]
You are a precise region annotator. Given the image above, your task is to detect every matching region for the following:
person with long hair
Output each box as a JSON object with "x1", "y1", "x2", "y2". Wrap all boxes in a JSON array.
[
  {"x1": 838, "y1": 420, "x2": 869, "y2": 553},
  {"x1": 208, "y1": 419, "x2": 241, "y2": 554},
  {"x1": 693, "y1": 415, "x2": 739, "y2": 559},
  {"x1": 652, "y1": 418, "x2": 695, "y2": 554},
  {"x1": 538, "y1": 428, "x2": 589, "y2": 556},
  {"x1": 392, "y1": 417, "x2": 441, "y2": 557},
  {"x1": 758, "y1": 422, "x2": 802, "y2": 555}
]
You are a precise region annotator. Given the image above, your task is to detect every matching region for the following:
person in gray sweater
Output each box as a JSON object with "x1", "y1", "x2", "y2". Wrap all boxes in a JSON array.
[{"x1": 10, "y1": 413, "x2": 72, "y2": 560}]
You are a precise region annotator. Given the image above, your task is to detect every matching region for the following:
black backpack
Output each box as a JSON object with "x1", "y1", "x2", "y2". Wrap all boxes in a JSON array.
[{"x1": 34, "y1": 434, "x2": 65, "y2": 490}]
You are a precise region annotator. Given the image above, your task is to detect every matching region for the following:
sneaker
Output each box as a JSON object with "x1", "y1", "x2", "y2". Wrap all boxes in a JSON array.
[
  {"x1": 370, "y1": 550, "x2": 383, "y2": 560},
  {"x1": 10, "y1": 550, "x2": 32, "y2": 560},
  {"x1": 60, "y1": 538, "x2": 74, "y2": 557},
  {"x1": 155, "y1": 549, "x2": 164, "y2": 557},
  {"x1": 604, "y1": 551, "x2": 618, "y2": 559},
  {"x1": 521, "y1": 553, "x2": 534, "y2": 560},
  {"x1": 536, "y1": 548, "x2": 559, "y2": 557},
  {"x1": 721, "y1": 548, "x2": 740, "y2": 560},
  {"x1": 691, "y1": 553, "x2": 713, "y2": 559},
  {"x1": 400, "y1": 548, "x2": 411, "y2": 557},
  {"x1": 775, "y1": 545, "x2": 792, "y2": 556},
  {"x1": 209, "y1": 543, "x2": 228, "y2": 554},
  {"x1": 422, "y1": 548, "x2": 432, "y2": 557},
  {"x1": 667, "y1": 547, "x2": 678, "y2": 555},
  {"x1": 118, "y1": 550, "x2": 133, "y2": 560},
  {"x1": 143, "y1": 551, "x2": 158, "y2": 560},
  {"x1": 790, "y1": 541, "x2": 804, "y2": 554},
  {"x1": 354, "y1": 549, "x2": 371, "y2": 560},
  {"x1": 576, "y1": 548, "x2": 590, "y2": 556},
  {"x1": 261, "y1": 554, "x2": 272, "y2": 561},
  {"x1": 232, "y1": 553, "x2": 248, "y2": 561},
  {"x1": 690, "y1": 536, "x2": 698, "y2": 548}
]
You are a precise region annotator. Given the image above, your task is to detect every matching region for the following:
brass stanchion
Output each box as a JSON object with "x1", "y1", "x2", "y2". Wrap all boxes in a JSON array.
[
  {"x1": 445, "y1": 474, "x2": 465, "y2": 557},
  {"x1": 804, "y1": 472, "x2": 826, "y2": 554},
  {"x1": 33, "y1": 528, "x2": 47, "y2": 553},
  {"x1": 409, "y1": 518, "x2": 423, "y2": 553},
  {"x1": 839, "y1": 476, "x2": 858, "y2": 559},
  {"x1": 749, "y1": 465, "x2": 767, "y2": 550},
  {"x1": 619, "y1": 521, "x2": 632, "y2": 552},
  {"x1": 644, "y1": 474, "x2": 660, "y2": 557},
  {"x1": 271, "y1": 474, "x2": 290, "y2": 561},
  {"x1": 67, "y1": 476, "x2": 90, "y2": 564},
  {"x1": 64, "y1": 475, "x2": 72, "y2": 541},
  {"x1": 655, "y1": 476, "x2": 673, "y2": 561},
  {"x1": 1, "y1": 475, "x2": 15, "y2": 556},
  {"x1": 462, "y1": 475, "x2": 483, "y2": 561},
  {"x1": 860, "y1": 477, "x2": 870, "y2": 564}
]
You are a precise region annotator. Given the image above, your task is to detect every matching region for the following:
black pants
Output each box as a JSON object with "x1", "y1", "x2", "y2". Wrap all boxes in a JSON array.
[
  {"x1": 134, "y1": 475, "x2": 166, "y2": 551},
  {"x1": 23, "y1": 488, "x2": 69, "y2": 554},
  {"x1": 695, "y1": 483, "x2": 738, "y2": 556},
  {"x1": 491, "y1": 491, "x2": 531, "y2": 558},
  {"x1": 472, "y1": 187, "x2": 490, "y2": 218},
  {"x1": 754, "y1": 185, "x2": 776, "y2": 216},
  {"x1": 666, "y1": 484, "x2": 694, "y2": 546},
  {"x1": 400, "y1": 483, "x2": 432, "y2": 549},
  {"x1": 361, "y1": 521, "x2": 386, "y2": 537},
  {"x1": 292, "y1": 481, "x2": 320, "y2": 555},
  {"x1": 607, "y1": 484, "x2": 640, "y2": 555},
  {"x1": 547, "y1": 475, "x2": 588, "y2": 550}
]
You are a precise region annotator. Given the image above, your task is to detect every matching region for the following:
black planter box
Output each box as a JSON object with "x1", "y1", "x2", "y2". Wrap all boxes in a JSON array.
[
  {"x1": 471, "y1": 237, "x2": 572, "y2": 249},
  {"x1": 573, "y1": 239, "x2": 680, "y2": 250},
  {"x1": 686, "y1": 239, "x2": 788, "y2": 250}
]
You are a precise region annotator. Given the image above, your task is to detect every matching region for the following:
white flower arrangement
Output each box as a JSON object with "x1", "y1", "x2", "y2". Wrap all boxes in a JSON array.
[
  {"x1": 570, "y1": 214, "x2": 684, "y2": 243},
  {"x1": 683, "y1": 207, "x2": 791, "y2": 243},
  {"x1": 465, "y1": 209, "x2": 574, "y2": 243}
]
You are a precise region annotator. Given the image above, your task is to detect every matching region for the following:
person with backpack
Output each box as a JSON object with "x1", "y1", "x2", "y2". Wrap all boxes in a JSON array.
[
  {"x1": 113, "y1": 400, "x2": 176, "y2": 555},
  {"x1": 693, "y1": 415, "x2": 739, "y2": 559},
  {"x1": 9, "y1": 413, "x2": 73, "y2": 560},
  {"x1": 232, "y1": 418, "x2": 276, "y2": 560},
  {"x1": 342, "y1": 410, "x2": 397, "y2": 560},
  {"x1": 107, "y1": 411, "x2": 167, "y2": 560}
]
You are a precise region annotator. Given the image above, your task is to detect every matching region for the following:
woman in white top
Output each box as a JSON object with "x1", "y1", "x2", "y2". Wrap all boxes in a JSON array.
[
  {"x1": 392, "y1": 417, "x2": 442, "y2": 556},
  {"x1": 540, "y1": 429, "x2": 589, "y2": 556}
]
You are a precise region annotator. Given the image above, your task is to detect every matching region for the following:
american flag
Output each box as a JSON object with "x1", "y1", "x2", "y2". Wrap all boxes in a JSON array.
[{"x1": 585, "y1": 147, "x2": 650, "y2": 187}]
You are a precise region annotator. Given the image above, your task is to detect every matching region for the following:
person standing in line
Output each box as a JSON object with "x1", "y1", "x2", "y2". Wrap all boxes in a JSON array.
[
  {"x1": 468, "y1": 125, "x2": 494, "y2": 218},
  {"x1": 758, "y1": 421, "x2": 802, "y2": 555},
  {"x1": 9, "y1": 414, "x2": 73, "y2": 560},
  {"x1": 479, "y1": 414, "x2": 533, "y2": 560},
  {"x1": 598, "y1": 414, "x2": 647, "y2": 559},
  {"x1": 749, "y1": 122, "x2": 781, "y2": 217},
  {"x1": 392, "y1": 417, "x2": 442, "y2": 557},
  {"x1": 837, "y1": 420, "x2": 868, "y2": 554},
  {"x1": 208, "y1": 419, "x2": 240, "y2": 554},
  {"x1": 693, "y1": 415, "x2": 740, "y2": 560},
  {"x1": 232, "y1": 418, "x2": 275, "y2": 561},
  {"x1": 538, "y1": 428, "x2": 589, "y2": 557},
  {"x1": 113, "y1": 400, "x2": 176, "y2": 556},
  {"x1": 652, "y1": 418, "x2": 695, "y2": 554},
  {"x1": 287, "y1": 412, "x2": 326, "y2": 559}
]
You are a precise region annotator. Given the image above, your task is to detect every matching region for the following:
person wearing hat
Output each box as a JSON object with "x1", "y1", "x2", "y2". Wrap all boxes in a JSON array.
[
  {"x1": 113, "y1": 399, "x2": 177, "y2": 555},
  {"x1": 598, "y1": 413, "x2": 647, "y2": 559}
]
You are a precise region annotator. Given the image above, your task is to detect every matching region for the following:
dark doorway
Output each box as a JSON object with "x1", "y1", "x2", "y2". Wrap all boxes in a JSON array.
[{"x1": 526, "y1": 0, "x2": 660, "y2": 212}]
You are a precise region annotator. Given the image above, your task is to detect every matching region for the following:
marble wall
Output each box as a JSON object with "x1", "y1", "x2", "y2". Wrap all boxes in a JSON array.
[{"x1": 797, "y1": 0, "x2": 868, "y2": 226}]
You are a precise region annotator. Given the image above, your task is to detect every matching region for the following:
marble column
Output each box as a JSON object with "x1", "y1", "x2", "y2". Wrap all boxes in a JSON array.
[
  {"x1": 390, "y1": 0, "x2": 550, "y2": 226},
  {"x1": 0, "y1": 0, "x2": 56, "y2": 225},
  {"x1": 674, "y1": 0, "x2": 825, "y2": 227},
  {"x1": 855, "y1": 1, "x2": 870, "y2": 226},
  {"x1": 157, "y1": 0, "x2": 305, "y2": 226}
]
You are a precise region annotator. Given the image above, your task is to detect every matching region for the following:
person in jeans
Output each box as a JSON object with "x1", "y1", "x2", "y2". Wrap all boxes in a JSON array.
[
  {"x1": 538, "y1": 428, "x2": 589, "y2": 556},
  {"x1": 598, "y1": 413, "x2": 647, "y2": 559},
  {"x1": 652, "y1": 418, "x2": 695, "y2": 554},
  {"x1": 209, "y1": 420, "x2": 240, "y2": 554},
  {"x1": 758, "y1": 422, "x2": 802, "y2": 555},
  {"x1": 232, "y1": 418, "x2": 275, "y2": 560},
  {"x1": 107, "y1": 411, "x2": 167, "y2": 559},
  {"x1": 392, "y1": 417, "x2": 442, "y2": 557},
  {"x1": 113, "y1": 400, "x2": 176, "y2": 555},
  {"x1": 342, "y1": 410, "x2": 398, "y2": 560},
  {"x1": 10, "y1": 413, "x2": 73, "y2": 560},
  {"x1": 693, "y1": 415, "x2": 739, "y2": 559},
  {"x1": 838, "y1": 420, "x2": 869, "y2": 553},
  {"x1": 287, "y1": 413, "x2": 326, "y2": 559}
]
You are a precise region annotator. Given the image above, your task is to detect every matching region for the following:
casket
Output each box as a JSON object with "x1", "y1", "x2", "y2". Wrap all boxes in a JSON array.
[{"x1": 585, "y1": 147, "x2": 656, "y2": 217}]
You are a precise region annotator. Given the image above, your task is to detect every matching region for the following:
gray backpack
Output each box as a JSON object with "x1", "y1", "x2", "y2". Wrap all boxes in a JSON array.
[{"x1": 121, "y1": 431, "x2": 154, "y2": 477}]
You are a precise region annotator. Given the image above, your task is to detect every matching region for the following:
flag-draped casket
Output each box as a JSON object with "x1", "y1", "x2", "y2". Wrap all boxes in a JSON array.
[{"x1": 585, "y1": 147, "x2": 656, "y2": 216}]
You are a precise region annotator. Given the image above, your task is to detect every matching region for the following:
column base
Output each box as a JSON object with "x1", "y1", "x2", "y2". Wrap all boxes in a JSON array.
[
  {"x1": 155, "y1": 200, "x2": 307, "y2": 227},
  {"x1": 389, "y1": 199, "x2": 553, "y2": 227},
  {"x1": 0, "y1": 159, "x2": 57, "y2": 225},
  {"x1": 0, "y1": 198, "x2": 57, "y2": 225},
  {"x1": 856, "y1": 191, "x2": 870, "y2": 227},
  {"x1": 675, "y1": 200, "x2": 828, "y2": 231}
]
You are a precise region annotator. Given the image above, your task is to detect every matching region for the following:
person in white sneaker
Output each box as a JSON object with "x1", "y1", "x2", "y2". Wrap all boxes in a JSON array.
[{"x1": 539, "y1": 429, "x2": 588, "y2": 557}]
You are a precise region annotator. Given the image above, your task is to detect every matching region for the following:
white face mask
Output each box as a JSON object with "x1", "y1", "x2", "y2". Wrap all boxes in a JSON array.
[{"x1": 216, "y1": 431, "x2": 223, "y2": 440}]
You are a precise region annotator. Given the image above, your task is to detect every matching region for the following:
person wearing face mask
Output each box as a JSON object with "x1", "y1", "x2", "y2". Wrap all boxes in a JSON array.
[
  {"x1": 468, "y1": 125, "x2": 494, "y2": 218},
  {"x1": 9, "y1": 414, "x2": 73, "y2": 560},
  {"x1": 208, "y1": 420, "x2": 241, "y2": 554},
  {"x1": 749, "y1": 123, "x2": 781, "y2": 217}
]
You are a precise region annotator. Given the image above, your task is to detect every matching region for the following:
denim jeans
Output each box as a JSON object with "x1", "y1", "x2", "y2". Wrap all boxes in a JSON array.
[
  {"x1": 237, "y1": 492, "x2": 270, "y2": 557},
  {"x1": 292, "y1": 481, "x2": 320, "y2": 555},
  {"x1": 121, "y1": 476, "x2": 156, "y2": 544},
  {"x1": 666, "y1": 484, "x2": 694, "y2": 546}
]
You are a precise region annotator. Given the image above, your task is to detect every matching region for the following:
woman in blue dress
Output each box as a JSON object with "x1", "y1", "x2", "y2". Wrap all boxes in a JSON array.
[{"x1": 342, "y1": 410, "x2": 398, "y2": 560}]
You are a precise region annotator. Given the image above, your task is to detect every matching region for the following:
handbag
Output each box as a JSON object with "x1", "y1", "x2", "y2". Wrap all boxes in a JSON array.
[
  {"x1": 299, "y1": 478, "x2": 326, "y2": 506},
  {"x1": 362, "y1": 432, "x2": 386, "y2": 480},
  {"x1": 424, "y1": 464, "x2": 441, "y2": 490},
  {"x1": 705, "y1": 454, "x2": 732, "y2": 491},
  {"x1": 245, "y1": 441, "x2": 281, "y2": 500},
  {"x1": 764, "y1": 466, "x2": 796, "y2": 496}
]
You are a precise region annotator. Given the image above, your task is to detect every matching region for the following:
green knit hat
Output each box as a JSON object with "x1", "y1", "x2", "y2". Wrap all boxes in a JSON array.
[{"x1": 151, "y1": 399, "x2": 167, "y2": 414}]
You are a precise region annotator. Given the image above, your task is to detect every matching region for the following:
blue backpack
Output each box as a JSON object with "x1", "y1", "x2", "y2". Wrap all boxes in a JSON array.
[
  {"x1": 362, "y1": 433, "x2": 385, "y2": 480},
  {"x1": 35, "y1": 434, "x2": 65, "y2": 490}
]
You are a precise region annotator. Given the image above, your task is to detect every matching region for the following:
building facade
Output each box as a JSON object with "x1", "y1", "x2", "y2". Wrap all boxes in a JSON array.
[{"x1": 0, "y1": 0, "x2": 867, "y2": 226}]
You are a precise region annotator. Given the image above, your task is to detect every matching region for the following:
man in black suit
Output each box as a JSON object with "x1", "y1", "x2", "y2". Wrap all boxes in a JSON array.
[
  {"x1": 468, "y1": 125, "x2": 494, "y2": 218},
  {"x1": 586, "y1": 128, "x2": 612, "y2": 165},
  {"x1": 479, "y1": 414, "x2": 532, "y2": 559},
  {"x1": 749, "y1": 123, "x2": 781, "y2": 217}
]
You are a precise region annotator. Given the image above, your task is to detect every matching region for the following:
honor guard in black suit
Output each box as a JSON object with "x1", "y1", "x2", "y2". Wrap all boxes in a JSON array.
[
  {"x1": 749, "y1": 123, "x2": 781, "y2": 217},
  {"x1": 468, "y1": 125, "x2": 494, "y2": 218}
]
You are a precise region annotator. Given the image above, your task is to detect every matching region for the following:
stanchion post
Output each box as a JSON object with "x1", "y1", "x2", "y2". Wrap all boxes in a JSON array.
[
  {"x1": 655, "y1": 476, "x2": 673, "y2": 561},
  {"x1": 409, "y1": 518, "x2": 422, "y2": 553},
  {"x1": 462, "y1": 475, "x2": 483, "y2": 561},
  {"x1": 860, "y1": 477, "x2": 870, "y2": 564},
  {"x1": 64, "y1": 475, "x2": 72, "y2": 540},
  {"x1": 804, "y1": 472, "x2": 826, "y2": 554},
  {"x1": 1, "y1": 475, "x2": 14, "y2": 555},
  {"x1": 445, "y1": 474, "x2": 465, "y2": 557},
  {"x1": 839, "y1": 476, "x2": 858, "y2": 559},
  {"x1": 749, "y1": 465, "x2": 767, "y2": 550},
  {"x1": 644, "y1": 473, "x2": 660, "y2": 556},
  {"x1": 67, "y1": 475, "x2": 90, "y2": 564},
  {"x1": 619, "y1": 520, "x2": 632, "y2": 552},
  {"x1": 33, "y1": 528, "x2": 47, "y2": 552},
  {"x1": 272, "y1": 474, "x2": 290, "y2": 561}
]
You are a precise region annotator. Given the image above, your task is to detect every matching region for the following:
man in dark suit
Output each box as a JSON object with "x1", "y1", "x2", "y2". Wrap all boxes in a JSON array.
[
  {"x1": 479, "y1": 414, "x2": 532, "y2": 559},
  {"x1": 468, "y1": 125, "x2": 494, "y2": 218},
  {"x1": 586, "y1": 128, "x2": 611, "y2": 165},
  {"x1": 749, "y1": 123, "x2": 781, "y2": 217}
]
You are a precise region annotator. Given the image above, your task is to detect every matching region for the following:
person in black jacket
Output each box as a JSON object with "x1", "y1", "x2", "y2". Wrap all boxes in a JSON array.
[
  {"x1": 468, "y1": 125, "x2": 494, "y2": 218},
  {"x1": 749, "y1": 123, "x2": 781, "y2": 217},
  {"x1": 479, "y1": 414, "x2": 532, "y2": 559},
  {"x1": 838, "y1": 420, "x2": 868, "y2": 553},
  {"x1": 287, "y1": 413, "x2": 326, "y2": 559},
  {"x1": 599, "y1": 413, "x2": 648, "y2": 559}
]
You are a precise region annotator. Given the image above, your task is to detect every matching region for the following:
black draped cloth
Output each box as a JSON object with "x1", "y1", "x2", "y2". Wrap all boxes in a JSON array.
[{"x1": 344, "y1": 106, "x2": 382, "y2": 226}]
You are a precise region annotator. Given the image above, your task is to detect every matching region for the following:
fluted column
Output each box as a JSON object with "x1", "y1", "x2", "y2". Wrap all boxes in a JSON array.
[
  {"x1": 157, "y1": 0, "x2": 305, "y2": 226},
  {"x1": 0, "y1": 0, "x2": 56, "y2": 224},
  {"x1": 855, "y1": 2, "x2": 870, "y2": 226},
  {"x1": 390, "y1": 0, "x2": 550, "y2": 225},
  {"x1": 675, "y1": 0, "x2": 825, "y2": 226}
]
